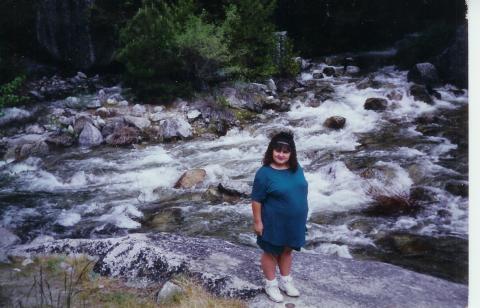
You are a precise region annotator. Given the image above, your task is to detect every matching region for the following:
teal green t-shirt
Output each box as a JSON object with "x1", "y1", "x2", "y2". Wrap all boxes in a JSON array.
[{"x1": 251, "y1": 165, "x2": 309, "y2": 247}]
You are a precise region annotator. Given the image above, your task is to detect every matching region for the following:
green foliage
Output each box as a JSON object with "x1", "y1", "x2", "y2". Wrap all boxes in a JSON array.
[
  {"x1": 394, "y1": 22, "x2": 457, "y2": 69},
  {"x1": 117, "y1": 0, "x2": 231, "y2": 100},
  {"x1": 222, "y1": 0, "x2": 278, "y2": 79},
  {"x1": 0, "y1": 76, "x2": 28, "y2": 115}
]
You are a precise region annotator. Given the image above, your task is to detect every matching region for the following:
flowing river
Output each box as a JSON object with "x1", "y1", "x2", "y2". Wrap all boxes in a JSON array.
[{"x1": 0, "y1": 63, "x2": 468, "y2": 283}]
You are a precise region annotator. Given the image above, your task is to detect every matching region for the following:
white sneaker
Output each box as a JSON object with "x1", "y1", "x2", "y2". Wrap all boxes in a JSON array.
[
  {"x1": 264, "y1": 278, "x2": 284, "y2": 303},
  {"x1": 279, "y1": 275, "x2": 300, "y2": 297}
]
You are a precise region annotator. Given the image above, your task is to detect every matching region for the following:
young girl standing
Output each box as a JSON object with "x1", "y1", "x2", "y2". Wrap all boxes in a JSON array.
[{"x1": 251, "y1": 131, "x2": 309, "y2": 303}]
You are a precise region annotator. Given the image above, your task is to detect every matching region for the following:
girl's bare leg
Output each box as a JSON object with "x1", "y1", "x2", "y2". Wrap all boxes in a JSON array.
[
  {"x1": 278, "y1": 247, "x2": 293, "y2": 276},
  {"x1": 261, "y1": 253, "x2": 278, "y2": 280}
]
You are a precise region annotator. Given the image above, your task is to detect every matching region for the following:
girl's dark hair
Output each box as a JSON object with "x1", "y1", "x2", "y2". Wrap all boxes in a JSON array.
[{"x1": 262, "y1": 131, "x2": 299, "y2": 172}]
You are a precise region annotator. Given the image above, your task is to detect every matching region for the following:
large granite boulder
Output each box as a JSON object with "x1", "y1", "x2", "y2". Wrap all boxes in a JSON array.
[
  {"x1": 7, "y1": 233, "x2": 468, "y2": 307},
  {"x1": 407, "y1": 63, "x2": 440, "y2": 87}
]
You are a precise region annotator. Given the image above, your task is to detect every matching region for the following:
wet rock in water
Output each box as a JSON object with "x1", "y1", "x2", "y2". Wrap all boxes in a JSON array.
[
  {"x1": 174, "y1": 169, "x2": 206, "y2": 189},
  {"x1": 407, "y1": 63, "x2": 440, "y2": 87},
  {"x1": 157, "y1": 281, "x2": 184, "y2": 304},
  {"x1": 0, "y1": 227, "x2": 20, "y2": 262},
  {"x1": 322, "y1": 66, "x2": 336, "y2": 76},
  {"x1": 124, "y1": 115, "x2": 151, "y2": 131},
  {"x1": 434, "y1": 24, "x2": 467, "y2": 88},
  {"x1": 445, "y1": 182, "x2": 468, "y2": 197},
  {"x1": 73, "y1": 115, "x2": 94, "y2": 134},
  {"x1": 144, "y1": 125, "x2": 164, "y2": 143},
  {"x1": 17, "y1": 141, "x2": 49, "y2": 160},
  {"x1": 364, "y1": 98, "x2": 388, "y2": 111},
  {"x1": 356, "y1": 77, "x2": 382, "y2": 90},
  {"x1": 386, "y1": 90, "x2": 403, "y2": 101},
  {"x1": 46, "y1": 132, "x2": 75, "y2": 147},
  {"x1": 105, "y1": 126, "x2": 141, "y2": 146},
  {"x1": 0, "y1": 108, "x2": 34, "y2": 128},
  {"x1": 147, "y1": 208, "x2": 183, "y2": 232},
  {"x1": 415, "y1": 113, "x2": 439, "y2": 124},
  {"x1": 409, "y1": 186, "x2": 435, "y2": 202},
  {"x1": 364, "y1": 194, "x2": 419, "y2": 216},
  {"x1": 25, "y1": 124, "x2": 45, "y2": 134},
  {"x1": 312, "y1": 72, "x2": 324, "y2": 79},
  {"x1": 79, "y1": 122, "x2": 103, "y2": 147},
  {"x1": 203, "y1": 184, "x2": 246, "y2": 204},
  {"x1": 7, "y1": 233, "x2": 468, "y2": 305},
  {"x1": 149, "y1": 112, "x2": 164, "y2": 122},
  {"x1": 410, "y1": 85, "x2": 433, "y2": 104},
  {"x1": 347, "y1": 218, "x2": 377, "y2": 234},
  {"x1": 101, "y1": 117, "x2": 126, "y2": 137},
  {"x1": 160, "y1": 118, "x2": 193, "y2": 140},
  {"x1": 276, "y1": 78, "x2": 298, "y2": 93},
  {"x1": 374, "y1": 232, "x2": 468, "y2": 284},
  {"x1": 323, "y1": 116, "x2": 346, "y2": 130}
]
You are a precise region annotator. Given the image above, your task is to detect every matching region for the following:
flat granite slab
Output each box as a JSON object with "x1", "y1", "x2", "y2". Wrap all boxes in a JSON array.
[{"x1": 7, "y1": 233, "x2": 467, "y2": 308}]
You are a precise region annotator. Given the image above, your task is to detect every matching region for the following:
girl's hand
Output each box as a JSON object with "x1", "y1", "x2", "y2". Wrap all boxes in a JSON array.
[{"x1": 254, "y1": 221, "x2": 263, "y2": 236}]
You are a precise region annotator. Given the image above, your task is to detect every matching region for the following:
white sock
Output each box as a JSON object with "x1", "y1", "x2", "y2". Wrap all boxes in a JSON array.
[
  {"x1": 265, "y1": 278, "x2": 277, "y2": 286},
  {"x1": 280, "y1": 274, "x2": 291, "y2": 281}
]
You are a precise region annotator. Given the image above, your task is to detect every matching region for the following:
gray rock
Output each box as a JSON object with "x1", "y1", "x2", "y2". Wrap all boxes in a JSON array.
[
  {"x1": 46, "y1": 132, "x2": 75, "y2": 147},
  {"x1": 79, "y1": 122, "x2": 103, "y2": 147},
  {"x1": 410, "y1": 85, "x2": 433, "y2": 104},
  {"x1": 76, "y1": 71, "x2": 87, "y2": 79},
  {"x1": 86, "y1": 99, "x2": 102, "y2": 109},
  {"x1": 132, "y1": 104, "x2": 147, "y2": 116},
  {"x1": 0, "y1": 108, "x2": 33, "y2": 128},
  {"x1": 65, "y1": 96, "x2": 82, "y2": 108},
  {"x1": 186, "y1": 109, "x2": 201, "y2": 120},
  {"x1": 387, "y1": 90, "x2": 403, "y2": 101},
  {"x1": 312, "y1": 72, "x2": 324, "y2": 79},
  {"x1": 407, "y1": 63, "x2": 440, "y2": 87},
  {"x1": 73, "y1": 115, "x2": 94, "y2": 134},
  {"x1": 17, "y1": 141, "x2": 50, "y2": 160},
  {"x1": 25, "y1": 124, "x2": 45, "y2": 134},
  {"x1": 0, "y1": 227, "x2": 20, "y2": 263},
  {"x1": 266, "y1": 79, "x2": 277, "y2": 92},
  {"x1": 174, "y1": 169, "x2": 206, "y2": 189},
  {"x1": 124, "y1": 116, "x2": 151, "y2": 130},
  {"x1": 356, "y1": 77, "x2": 383, "y2": 90},
  {"x1": 323, "y1": 116, "x2": 346, "y2": 129},
  {"x1": 160, "y1": 118, "x2": 192, "y2": 140},
  {"x1": 364, "y1": 98, "x2": 388, "y2": 111},
  {"x1": 149, "y1": 112, "x2": 164, "y2": 122},
  {"x1": 7, "y1": 233, "x2": 468, "y2": 307},
  {"x1": 0, "y1": 227, "x2": 21, "y2": 248},
  {"x1": 156, "y1": 281, "x2": 183, "y2": 304},
  {"x1": 105, "y1": 126, "x2": 141, "y2": 146},
  {"x1": 322, "y1": 66, "x2": 336, "y2": 76}
]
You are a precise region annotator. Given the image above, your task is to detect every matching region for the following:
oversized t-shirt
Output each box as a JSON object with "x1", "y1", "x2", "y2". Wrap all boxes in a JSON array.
[{"x1": 251, "y1": 164, "x2": 309, "y2": 247}]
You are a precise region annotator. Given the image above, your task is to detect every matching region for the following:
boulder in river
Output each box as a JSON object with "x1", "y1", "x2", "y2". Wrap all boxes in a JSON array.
[
  {"x1": 159, "y1": 118, "x2": 193, "y2": 140},
  {"x1": 323, "y1": 116, "x2": 346, "y2": 130},
  {"x1": 174, "y1": 169, "x2": 206, "y2": 189},
  {"x1": 364, "y1": 194, "x2": 420, "y2": 216},
  {"x1": 410, "y1": 85, "x2": 433, "y2": 104},
  {"x1": 78, "y1": 122, "x2": 103, "y2": 147},
  {"x1": 124, "y1": 115, "x2": 151, "y2": 131},
  {"x1": 407, "y1": 63, "x2": 440, "y2": 87},
  {"x1": 105, "y1": 126, "x2": 141, "y2": 146},
  {"x1": 364, "y1": 98, "x2": 388, "y2": 111},
  {"x1": 322, "y1": 66, "x2": 336, "y2": 76},
  {"x1": 445, "y1": 182, "x2": 468, "y2": 197},
  {"x1": 46, "y1": 132, "x2": 76, "y2": 147},
  {"x1": 0, "y1": 108, "x2": 34, "y2": 128}
]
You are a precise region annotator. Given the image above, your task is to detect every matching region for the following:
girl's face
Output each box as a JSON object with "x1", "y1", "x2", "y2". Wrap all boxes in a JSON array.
[{"x1": 272, "y1": 146, "x2": 291, "y2": 166}]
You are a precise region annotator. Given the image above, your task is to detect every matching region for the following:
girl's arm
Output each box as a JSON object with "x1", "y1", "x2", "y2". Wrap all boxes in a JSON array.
[{"x1": 251, "y1": 201, "x2": 263, "y2": 236}]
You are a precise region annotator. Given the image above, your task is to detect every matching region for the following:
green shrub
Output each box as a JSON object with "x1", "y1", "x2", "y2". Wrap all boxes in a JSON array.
[
  {"x1": 222, "y1": 0, "x2": 278, "y2": 79},
  {"x1": 117, "y1": 0, "x2": 230, "y2": 100},
  {"x1": 0, "y1": 75, "x2": 28, "y2": 115}
]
